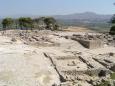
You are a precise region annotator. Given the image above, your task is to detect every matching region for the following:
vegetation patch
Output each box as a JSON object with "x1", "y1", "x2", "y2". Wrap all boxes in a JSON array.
[
  {"x1": 110, "y1": 72, "x2": 115, "y2": 80},
  {"x1": 96, "y1": 81, "x2": 110, "y2": 86}
]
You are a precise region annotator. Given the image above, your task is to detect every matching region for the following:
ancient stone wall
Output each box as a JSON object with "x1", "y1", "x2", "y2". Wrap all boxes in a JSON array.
[{"x1": 74, "y1": 38, "x2": 103, "y2": 49}]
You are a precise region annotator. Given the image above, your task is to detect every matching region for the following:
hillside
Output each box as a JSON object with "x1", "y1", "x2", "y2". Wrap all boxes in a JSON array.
[
  {"x1": 54, "y1": 12, "x2": 113, "y2": 32},
  {"x1": 54, "y1": 12, "x2": 112, "y2": 20}
]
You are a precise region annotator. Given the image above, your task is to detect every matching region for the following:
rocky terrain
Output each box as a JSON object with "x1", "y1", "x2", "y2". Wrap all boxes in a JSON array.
[{"x1": 0, "y1": 28, "x2": 115, "y2": 86}]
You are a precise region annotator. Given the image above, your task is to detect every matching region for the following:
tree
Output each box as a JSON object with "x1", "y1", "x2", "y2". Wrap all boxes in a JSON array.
[
  {"x1": 1, "y1": 17, "x2": 60, "y2": 31},
  {"x1": 18, "y1": 17, "x2": 33, "y2": 30},
  {"x1": 109, "y1": 4, "x2": 115, "y2": 35},
  {"x1": 54, "y1": 24, "x2": 59, "y2": 30},
  {"x1": 110, "y1": 26, "x2": 115, "y2": 35},
  {"x1": 33, "y1": 17, "x2": 46, "y2": 29},
  {"x1": 111, "y1": 15, "x2": 115, "y2": 23},
  {"x1": 13, "y1": 19, "x2": 19, "y2": 29},
  {"x1": 44, "y1": 17, "x2": 59, "y2": 30},
  {"x1": 2, "y1": 18, "x2": 14, "y2": 29},
  {"x1": 110, "y1": 15, "x2": 115, "y2": 35}
]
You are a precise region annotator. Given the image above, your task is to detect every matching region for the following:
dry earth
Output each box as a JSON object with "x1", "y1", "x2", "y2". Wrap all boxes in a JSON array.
[
  {"x1": 0, "y1": 36, "x2": 60, "y2": 86},
  {"x1": 0, "y1": 27, "x2": 114, "y2": 86}
]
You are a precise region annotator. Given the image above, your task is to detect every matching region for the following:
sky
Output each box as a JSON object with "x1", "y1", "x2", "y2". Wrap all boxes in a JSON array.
[{"x1": 0, "y1": 0, "x2": 114, "y2": 17}]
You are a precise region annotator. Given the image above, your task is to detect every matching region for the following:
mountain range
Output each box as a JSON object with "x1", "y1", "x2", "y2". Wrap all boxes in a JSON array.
[
  {"x1": 53, "y1": 12, "x2": 113, "y2": 31},
  {"x1": 54, "y1": 12, "x2": 112, "y2": 20},
  {"x1": 0, "y1": 12, "x2": 113, "y2": 19}
]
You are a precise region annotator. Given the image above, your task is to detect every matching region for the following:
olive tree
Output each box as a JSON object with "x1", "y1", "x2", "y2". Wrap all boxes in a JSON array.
[
  {"x1": 2, "y1": 18, "x2": 14, "y2": 30},
  {"x1": 44, "y1": 17, "x2": 59, "y2": 31},
  {"x1": 109, "y1": 4, "x2": 115, "y2": 35},
  {"x1": 18, "y1": 17, "x2": 33, "y2": 30}
]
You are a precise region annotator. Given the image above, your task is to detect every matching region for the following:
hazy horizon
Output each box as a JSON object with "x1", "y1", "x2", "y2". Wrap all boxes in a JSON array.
[{"x1": 0, "y1": 11, "x2": 113, "y2": 18}]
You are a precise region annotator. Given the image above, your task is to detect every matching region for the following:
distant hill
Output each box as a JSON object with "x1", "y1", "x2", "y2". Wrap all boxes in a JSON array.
[
  {"x1": 53, "y1": 12, "x2": 113, "y2": 32},
  {"x1": 54, "y1": 12, "x2": 112, "y2": 20}
]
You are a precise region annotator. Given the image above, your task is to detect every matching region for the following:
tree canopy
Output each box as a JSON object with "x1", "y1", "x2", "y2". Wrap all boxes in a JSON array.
[
  {"x1": 109, "y1": 4, "x2": 115, "y2": 35},
  {"x1": 110, "y1": 15, "x2": 115, "y2": 35},
  {"x1": 18, "y1": 17, "x2": 33, "y2": 30},
  {"x1": 111, "y1": 15, "x2": 115, "y2": 24},
  {"x1": 1, "y1": 17, "x2": 59, "y2": 31},
  {"x1": 2, "y1": 18, "x2": 13, "y2": 29},
  {"x1": 44, "y1": 17, "x2": 59, "y2": 30}
]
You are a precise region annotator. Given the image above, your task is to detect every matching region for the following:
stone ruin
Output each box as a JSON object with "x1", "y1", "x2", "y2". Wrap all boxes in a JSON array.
[
  {"x1": 44, "y1": 52, "x2": 115, "y2": 86},
  {"x1": 1, "y1": 30, "x2": 115, "y2": 86},
  {"x1": 76, "y1": 39, "x2": 102, "y2": 49},
  {"x1": 94, "y1": 53, "x2": 115, "y2": 72},
  {"x1": 0, "y1": 30, "x2": 60, "y2": 47},
  {"x1": 70, "y1": 33, "x2": 115, "y2": 49},
  {"x1": 71, "y1": 34, "x2": 103, "y2": 49}
]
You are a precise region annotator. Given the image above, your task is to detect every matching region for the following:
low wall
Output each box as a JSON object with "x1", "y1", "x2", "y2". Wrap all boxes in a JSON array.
[
  {"x1": 78, "y1": 39, "x2": 103, "y2": 49},
  {"x1": 72, "y1": 37, "x2": 103, "y2": 49}
]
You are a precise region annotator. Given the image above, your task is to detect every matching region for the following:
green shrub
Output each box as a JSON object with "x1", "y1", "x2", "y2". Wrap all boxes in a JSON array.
[
  {"x1": 111, "y1": 73, "x2": 115, "y2": 80},
  {"x1": 109, "y1": 26, "x2": 115, "y2": 35},
  {"x1": 96, "y1": 81, "x2": 110, "y2": 86}
]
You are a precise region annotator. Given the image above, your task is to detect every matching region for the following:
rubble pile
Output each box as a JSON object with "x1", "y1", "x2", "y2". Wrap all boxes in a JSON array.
[{"x1": 0, "y1": 30, "x2": 60, "y2": 46}]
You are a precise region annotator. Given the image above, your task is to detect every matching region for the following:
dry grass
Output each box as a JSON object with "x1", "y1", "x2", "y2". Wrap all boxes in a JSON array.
[{"x1": 63, "y1": 26, "x2": 92, "y2": 32}]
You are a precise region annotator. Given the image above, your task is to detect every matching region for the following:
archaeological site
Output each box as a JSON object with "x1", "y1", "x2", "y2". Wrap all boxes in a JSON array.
[{"x1": 0, "y1": 28, "x2": 114, "y2": 86}]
